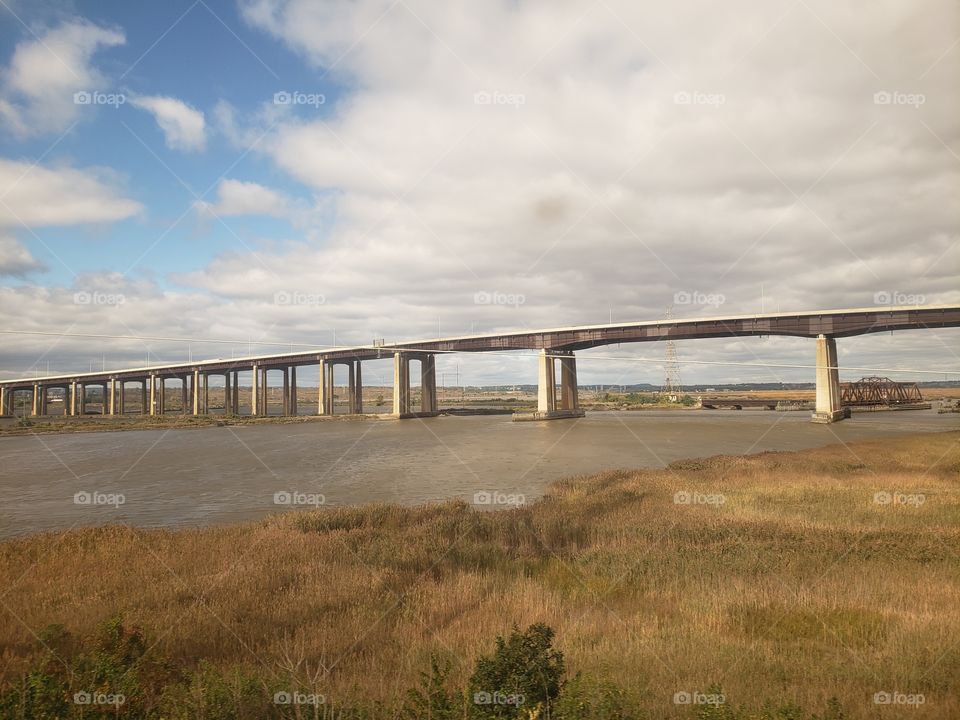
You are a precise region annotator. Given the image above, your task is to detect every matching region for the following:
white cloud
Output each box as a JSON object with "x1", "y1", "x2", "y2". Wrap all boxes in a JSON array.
[
  {"x1": 131, "y1": 95, "x2": 206, "y2": 151},
  {"x1": 0, "y1": 19, "x2": 124, "y2": 136},
  {"x1": 223, "y1": 0, "x2": 960, "y2": 328},
  {"x1": 196, "y1": 179, "x2": 291, "y2": 218},
  {"x1": 0, "y1": 235, "x2": 44, "y2": 276},
  {"x1": 0, "y1": 158, "x2": 142, "y2": 227},
  {"x1": 0, "y1": 158, "x2": 141, "y2": 282}
]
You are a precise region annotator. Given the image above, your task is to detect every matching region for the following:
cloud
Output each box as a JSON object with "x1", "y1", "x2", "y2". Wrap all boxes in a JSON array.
[
  {"x1": 130, "y1": 95, "x2": 206, "y2": 151},
  {"x1": 0, "y1": 158, "x2": 141, "y2": 283},
  {"x1": 0, "y1": 235, "x2": 45, "y2": 277},
  {"x1": 224, "y1": 0, "x2": 960, "y2": 327},
  {"x1": 196, "y1": 179, "x2": 292, "y2": 218},
  {"x1": 0, "y1": 19, "x2": 124, "y2": 136},
  {"x1": 0, "y1": 158, "x2": 142, "y2": 227}
]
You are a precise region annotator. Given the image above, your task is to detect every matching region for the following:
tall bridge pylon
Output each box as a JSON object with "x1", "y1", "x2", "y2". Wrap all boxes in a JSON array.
[{"x1": 660, "y1": 306, "x2": 682, "y2": 401}]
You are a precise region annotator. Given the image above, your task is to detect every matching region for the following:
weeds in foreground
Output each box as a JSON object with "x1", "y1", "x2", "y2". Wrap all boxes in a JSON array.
[{"x1": 2, "y1": 620, "x2": 852, "y2": 720}]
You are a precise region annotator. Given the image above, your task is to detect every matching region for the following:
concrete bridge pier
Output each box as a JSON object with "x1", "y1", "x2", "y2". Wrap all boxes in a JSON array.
[
  {"x1": 346, "y1": 363, "x2": 355, "y2": 413},
  {"x1": 250, "y1": 364, "x2": 259, "y2": 416},
  {"x1": 204, "y1": 373, "x2": 212, "y2": 414},
  {"x1": 181, "y1": 376, "x2": 189, "y2": 415},
  {"x1": 160, "y1": 377, "x2": 168, "y2": 415},
  {"x1": 319, "y1": 360, "x2": 363, "y2": 415},
  {"x1": 288, "y1": 366, "x2": 298, "y2": 416},
  {"x1": 515, "y1": 349, "x2": 584, "y2": 421},
  {"x1": 345, "y1": 361, "x2": 363, "y2": 414},
  {"x1": 392, "y1": 353, "x2": 409, "y2": 416},
  {"x1": 148, "y1": 376, "x2": 158, "y2": 416},
  {"x1": 0, "y1": 386, "x2": 7, "y2": 416},
  {"x1": 258, "y1": 367, "x2": 268, "y2": 416},
  {"x1": 392, "y1": 352, "x2": 438, "y2": 418},
  {"x1": 318, "y1": 361, "x2": 331, "y2": 415},
  {"x1": 222, "y1": 372, "x2": 232, "y2": 416},
  {"x1": 811, "y1": 334, "x2": 850, "y2": 423},
  {"x1": 190, "y1": 370, "x2": 199, "y2": 415},
  {"x1": 232, "y1": 371, "x2": 240, "y2": 414}
]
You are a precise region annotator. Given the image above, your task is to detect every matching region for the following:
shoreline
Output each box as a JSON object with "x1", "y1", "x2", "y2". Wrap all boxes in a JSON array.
[{"x1": 0, "y1": 400, "x2": 940, "y2": 436}]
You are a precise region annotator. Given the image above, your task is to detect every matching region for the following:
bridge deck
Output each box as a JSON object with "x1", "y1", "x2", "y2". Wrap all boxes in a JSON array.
[{"x1": 2, "y1": 305, "x2": 958, "y2": 389}]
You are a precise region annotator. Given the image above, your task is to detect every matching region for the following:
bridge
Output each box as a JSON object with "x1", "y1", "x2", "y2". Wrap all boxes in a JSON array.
[{"x1": 1, "y1": 305, "x2": 958, "y2": 424}]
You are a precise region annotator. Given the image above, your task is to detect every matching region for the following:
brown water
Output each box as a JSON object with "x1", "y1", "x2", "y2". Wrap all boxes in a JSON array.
[{"x1": 1, "y1": 410, "x2": 957, "y2": 539}]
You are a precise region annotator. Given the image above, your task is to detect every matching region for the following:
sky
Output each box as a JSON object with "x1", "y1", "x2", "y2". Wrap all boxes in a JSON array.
[{"x1": 0, "y1": 0, "x2": 958, "y2": 389}]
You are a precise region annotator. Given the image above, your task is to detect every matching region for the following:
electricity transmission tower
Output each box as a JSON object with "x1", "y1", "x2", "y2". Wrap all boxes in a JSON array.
[{"x1": 660, "y1": 306, "x2": 682, "y2": 401}]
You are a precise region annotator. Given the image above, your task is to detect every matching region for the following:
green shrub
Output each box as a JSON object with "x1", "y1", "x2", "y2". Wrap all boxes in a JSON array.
[{"x1": 468, "y1": 623, "x2": 565, "y2": 718}]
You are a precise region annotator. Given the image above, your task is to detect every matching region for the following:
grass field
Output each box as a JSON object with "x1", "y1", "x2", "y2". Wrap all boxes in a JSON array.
[{"x1": 1, "y1": 431, "x2": 958, "y2": 718}]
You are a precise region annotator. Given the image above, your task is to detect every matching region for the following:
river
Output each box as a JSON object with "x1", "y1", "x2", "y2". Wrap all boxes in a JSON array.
[{"x1": 1, "y1": 409, "x2": 956, "y2": 539}]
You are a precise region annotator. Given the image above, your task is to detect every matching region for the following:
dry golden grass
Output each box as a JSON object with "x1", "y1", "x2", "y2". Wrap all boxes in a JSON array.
[{"x1": 1, "y1": 431, "x2": 958, "y2": 718}]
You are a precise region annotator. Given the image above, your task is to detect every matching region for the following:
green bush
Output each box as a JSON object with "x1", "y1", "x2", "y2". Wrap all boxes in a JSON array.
[{"x1": 468, "y1": 623, "x2": 565, "y2": 718}]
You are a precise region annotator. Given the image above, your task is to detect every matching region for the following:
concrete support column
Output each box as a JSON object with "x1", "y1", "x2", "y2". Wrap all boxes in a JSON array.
[
  {"x1": 30, "y1": 384, "x2": 39, "y2": 416},
  {"x1": 289, "y1": 366, "x2": 298, "y2": 416},
  {"x1": 347, "y1": 362, "x2": 356, "y2": 414},
  {"x1": 812, "y1": 334, "x2": 848, "y2": 423},
  {"x1": 232, "y1": 371, "x2": 240, "y2": 414},
  {"x1": 325, "y1": 362, "x2": 335, "y2": 415},
  {"x1": 251, "y1": 364, "x2": 259, "y2": 416},
  {"x1": 353, "y1": 361, "x2": 362, "y2": 414},
  {"x1": 109, "y1": 378, "x2": 117, "y2": 416},
  {"x1": 79, "y1": 384, "x2": 87, "y2": 416},
  {"x1": 420, "y1": 355, "x2": 437, "y2": 413},
  {"x1": 139, "y1": 380, "x2": 146, "y2": 415},
  {"x1": 259, "y1": 368, "x2": 268, "y2": 416},
  {"x1": 519, "y1": 350, "x2": 584, "y2": 422},
  {"x1": 317, "y1": 362, "x2": 326, "y2": 415},
  {"x1": 392, "y1": 353, "x2": 410, "y2": 416},
  {"x1": 159, "y1": 378, "x2": 167, "y2": 415},
  {"x1": 559, "y1": 354, "x2": 579, "y2": 411},
  {"x1": 0, "y1": 386, "x2": 7, "y2": 416},
  {"x1": 224, "y1": 372, "x2": 233, "y2": 416},
  {"x1": 148, "y1": 376, "x2": 157, "y2": 416},
  {"x1": 191, "y1": 370, "x2": 199, "y2": 415},
  {"x1": 202, "y1": 374, "x2": 210, "y2": 414},
  {"x1": 181, "y1": 377, "x2": 188, "y2": 415},
  {"x1": 282, "y1": 367, "x2": 290, "y2": 415},
  {"x1": 537, "y1": 350, "x2": 556, "y2": 414},
  {"x1": 118, "y1": 382, "x2": 125, "y2": 415}
]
